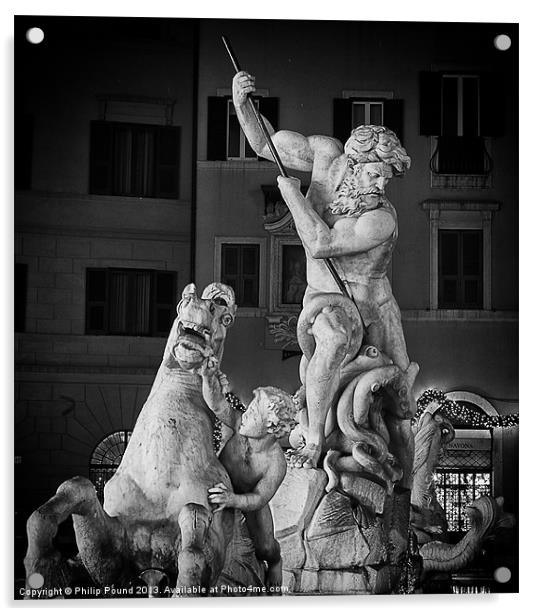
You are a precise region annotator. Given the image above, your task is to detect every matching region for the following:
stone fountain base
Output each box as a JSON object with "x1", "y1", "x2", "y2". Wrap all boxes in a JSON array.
[{"x1": 269, "y1": 468, "x2": 412, "y2": 595}]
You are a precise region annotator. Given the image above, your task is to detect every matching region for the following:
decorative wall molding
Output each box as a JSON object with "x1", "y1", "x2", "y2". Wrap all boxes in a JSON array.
[
  {"x1": 401, "y1": 310, "x2": 517, "y2": 322},
  {"x1": 197, "y1": 160, "x2": 276, "y2": 170},
  {"x1": 97, "y1": 94, "x2": 176, "y2": 125}
]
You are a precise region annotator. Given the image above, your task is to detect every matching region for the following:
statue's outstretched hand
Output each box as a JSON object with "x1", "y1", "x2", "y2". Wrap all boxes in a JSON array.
[
  {"x1": 232, "y1": 71, "x2": 256, "y2": 106},
  {"x1": 208, "y1": 482, "x2": 235, "y2": 512}
]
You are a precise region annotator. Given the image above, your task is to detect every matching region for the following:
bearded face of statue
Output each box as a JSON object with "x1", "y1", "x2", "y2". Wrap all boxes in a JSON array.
[{"x1": 329, "y1": 160, "x2": 393, "y2": 217}]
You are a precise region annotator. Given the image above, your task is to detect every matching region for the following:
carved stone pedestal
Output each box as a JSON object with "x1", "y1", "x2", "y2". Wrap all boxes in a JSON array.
[{"x1": 270, "y1": 468, "x2": 411, "y2": 595}]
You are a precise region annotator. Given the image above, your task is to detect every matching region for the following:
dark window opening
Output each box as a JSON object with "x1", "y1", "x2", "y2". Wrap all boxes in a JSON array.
[
  {"x1": 89, "y1": 121, "x2": 180, "y2": 199},
  {"x1": 438, "y1": 230, "x2": 483, "y2": 309},
  {"x1": 85, "y1": 268, "x2": 177, "y2": 336},
  {"x1": 15, "y1": 263, "x2": 28, "y2": 333},
  {"x1": 221, "y1": 244, "x2": 260, "y2": 307}
]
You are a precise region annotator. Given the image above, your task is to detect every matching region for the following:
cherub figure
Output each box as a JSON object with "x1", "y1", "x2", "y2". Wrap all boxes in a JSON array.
[{"x1": 200, "y1": 358, "x2": 296, "y2": 589}]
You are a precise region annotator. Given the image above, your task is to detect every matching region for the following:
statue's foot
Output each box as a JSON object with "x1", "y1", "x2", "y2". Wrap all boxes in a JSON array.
[
  {"x1": 266, "y1": 558, "x2": 283, "y2": 594},
  {"x1": 286, "y1": 443, "x2": 322, "y2": 469}
]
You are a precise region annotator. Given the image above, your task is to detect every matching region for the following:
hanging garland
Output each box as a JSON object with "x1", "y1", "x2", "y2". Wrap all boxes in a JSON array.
[
  {"x1": 212, "y1": 392, "x2": 247, "y2": 453},
  {"x1": 415, "y1": 389, "x2": 518, "y2": 428}
]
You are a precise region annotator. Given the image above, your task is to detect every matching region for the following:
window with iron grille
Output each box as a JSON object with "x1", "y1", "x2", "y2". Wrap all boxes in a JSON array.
[
  {"x1": 419, "y1": 72, "x2": 502, "y2": 175},
  {"x1": 438, "y1": 229, "x2": 483, "y2": 309},
  {"x1": 85, "y1": 268, "x2": 177, "y2": 336},
  {"x1": 220, "y1": 244, "x2": 260, "y2": 307},
  {"x1": 435, "y1": 430, "x2": 492, "y2": 533},
  {"x1": 434, "y1": 470, "x2": 492, "y2": 532},
  {"x1": 89, "y1": 430, "x2": 132, "y2": 502},
  {"x1": 89, "y1": 121, "x2": 180, "y2": 198},
  {"x1": 207, "y1": 96, "x2": 279, "y2": 161}
]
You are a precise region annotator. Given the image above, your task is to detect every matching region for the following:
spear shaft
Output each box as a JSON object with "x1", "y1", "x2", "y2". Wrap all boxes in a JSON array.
[{"x1": 221, "y1": 35, "x2": 355, "y2": 305}]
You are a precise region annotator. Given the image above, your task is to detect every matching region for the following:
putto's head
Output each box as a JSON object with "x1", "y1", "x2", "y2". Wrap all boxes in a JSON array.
[
  {"x1": 344, "y1": 125, "x2": 411, "y2": 176},
  {"x1": 239, "y1": 386, "x2": 297, "y2": 439}
]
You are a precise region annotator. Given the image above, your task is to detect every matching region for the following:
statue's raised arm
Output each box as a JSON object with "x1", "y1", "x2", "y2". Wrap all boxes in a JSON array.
[{"x1": 232, "y1": 71, "x2": 340, "y2": 172}]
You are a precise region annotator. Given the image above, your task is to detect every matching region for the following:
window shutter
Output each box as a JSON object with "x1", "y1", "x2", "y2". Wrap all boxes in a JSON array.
[
  {"x1": 259, "y1": 97, "x2": 279, "y2": 129},
  {"x1": 419, "y1": 72, "x2": 442, "y2": 135},
  {"x1": 333, "y1": 98, "x2": 353, "y2": 145},
  {"x1": 207, "y1": 97, "x2": 228, "y2": 160},
  {"x1": 383, "y1": 99, "x2": 404, "y2": 142},
  {"x1": 154, "y1": 271, "x2": 177, "y2": 335},
  {"x1": 89, "y1": 121, "x2": 113, "y2": 194},
  {"x1": 86, "y1": 268, "x2": 108, "y2": 334},
  {"x1": 156, "y1": 126, "x2": 180, "y2": 199},
  {"x1": 480, "y1": 73, "x2": 504, "y2": 137}
]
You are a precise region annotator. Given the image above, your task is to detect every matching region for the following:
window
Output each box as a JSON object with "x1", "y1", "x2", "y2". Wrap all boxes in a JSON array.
[
  {"x1": 15, "y1": 263, "x2": 28, "y2": 333},
  {"x1": 435, "y1": 426, "x2": 493, "y2": 533},
  {"x1": 333, "y1": 96, "x2": 404, "y2": 145},
  {"x1": 352, "y1": 101, "x2": 384, "y2": 127},
  {"x1": 220, "y1": 244, "x2": 260, "y2": 307},
  {"x1": 423, "y1": 200, "x2": 498, "y2": 312},
  {"x1": 438, "y1": 230, "x2": 483, "y2": 309},
  {"x1": 89, "y1": 430, "x2": 132, "y2": 501},
  {"x1": 85, "y1": 268, "x2": 177, "y2": 336},
  {"x1": 89, "y1": 121, "x2": 180, "y2": 198},
  {"x1": 441, "y1": 75, "x2": 480, "y2": 137},
  {"x1": 420, "y1": 72, "x2": 502, "y2": 178},
  {"x1": 420, "y1": 72, "x2": 502, "y2": 137},
  {"x1": 207, "y1": 96, "x2": 279, "y2": 161},
  {"x1": 434, "y1": 470, "x2": 492, "y2": 532},
  {"x1": 227, "y1": 99, "x2": 258, "y2": 159}
]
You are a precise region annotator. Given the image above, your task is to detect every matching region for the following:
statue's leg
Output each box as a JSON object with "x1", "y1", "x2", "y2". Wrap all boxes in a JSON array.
[
  {"x1": 176, "y1": 503, "x2": 214, "y2": 594},
  {"x1": 244, "y1": 506, "x2": 282, "y2": 592},
  {"x1": 289, "y1": 306, "x2": 349, "y2": 468},
  {"x1": 369, "y1": 299, "x2": 410, "y2": 371},
  {"x1": 24, "y1": 476, "x2": 127, "y2": 593}
]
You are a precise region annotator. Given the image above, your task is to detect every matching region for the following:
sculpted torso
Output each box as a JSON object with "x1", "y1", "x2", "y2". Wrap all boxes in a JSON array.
[
  {"x1": 221, "y1": 434, "x2": 286, "y2": 496},
  {"x1": 296, "y1": 139, "x2": 397, "y2": 311}
]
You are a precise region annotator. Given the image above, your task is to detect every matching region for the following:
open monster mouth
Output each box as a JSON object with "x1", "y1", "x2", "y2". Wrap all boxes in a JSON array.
[{"x1": 174, "y1": 321, "x2": 211, "y2": 362}]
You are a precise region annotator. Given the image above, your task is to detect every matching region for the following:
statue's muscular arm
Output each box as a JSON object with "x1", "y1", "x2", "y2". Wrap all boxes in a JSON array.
[
  {"x1": 233, "y1": 71, "x2": 341, "y2": 172},
  {"x1": 277, "y1": 176, "x2": 395, "y2": 258}
]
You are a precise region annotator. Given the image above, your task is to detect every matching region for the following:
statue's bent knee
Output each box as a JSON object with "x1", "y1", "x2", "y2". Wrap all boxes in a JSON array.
[
  {"x1": 312, "y1": 308, "x2": 350, "y2": 362},
  {"x1": 178, "y1": 503, "x2": 211, "y2": 549}
]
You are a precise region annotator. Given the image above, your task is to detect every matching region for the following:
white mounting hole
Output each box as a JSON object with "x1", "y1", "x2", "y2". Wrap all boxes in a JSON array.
[
  {"x1": 494, "y1": 566, "x2": 512, "y2": 583},
  {"x1": 494, "y1": 34, "x2": 511, "y2": 51},
  {"x1": 26, "y1": 27, "x2": 45, "y2": 44},
  {"x1": 27, "y1": 572, "x2": 45, "y2": 589}
]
